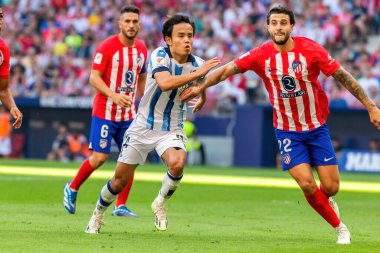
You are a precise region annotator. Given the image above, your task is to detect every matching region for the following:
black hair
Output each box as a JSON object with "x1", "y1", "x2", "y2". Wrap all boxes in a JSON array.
[
  {"x1": 266, "y1": 6, "x2": 295, "y2": 25},
  {"x1": 162, "y1": 14, "x2": 195, "y2": 38},
  {"x1": 120, "y1": 5, "x2": 140, "y2": 16}
]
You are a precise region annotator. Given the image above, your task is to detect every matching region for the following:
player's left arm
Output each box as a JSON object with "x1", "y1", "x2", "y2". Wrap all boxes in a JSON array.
[
  {"x1": 0, "y1": 78, "x2": 22, "y2": 128},
  {"x1": 332, "y1": 66, "x2": 380, "y2": 129},
  {"x1": 136, "y1": 72, "x2": 146, "y2": 99}
]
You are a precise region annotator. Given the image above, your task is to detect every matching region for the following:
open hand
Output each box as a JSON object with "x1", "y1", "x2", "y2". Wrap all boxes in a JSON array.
[{"x1": 10, "y1": 106, "x2": 22, "y2": 128}]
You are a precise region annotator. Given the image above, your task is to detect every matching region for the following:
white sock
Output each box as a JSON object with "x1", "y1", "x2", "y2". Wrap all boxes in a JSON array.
[
  {"x1": 95, "y1": 181, "x2": 118, "y2": 214},
  {"x1": 157, "y1": 171, "x2": 183, "y2": 201}
]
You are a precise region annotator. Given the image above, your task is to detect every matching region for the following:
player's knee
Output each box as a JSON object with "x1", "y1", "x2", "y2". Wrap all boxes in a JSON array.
[
  {"x1": 324, "y1": 182, "x2": 340, "y2": 196},
  {"x1": 299, "y1": 180, "x2": 317, "y2": 195},
  {"x1": 167, "y1": 157, "x2": 185, "y2": 176},
  {"x1": 90, "y1": 153, "x2": 109, "y2": 167}
]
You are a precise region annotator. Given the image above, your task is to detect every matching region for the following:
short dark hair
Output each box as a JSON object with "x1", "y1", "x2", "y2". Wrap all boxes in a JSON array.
[
  {"x1": 266, "y1": 6, "x2": 295, "y2": 25},
  {"x1": 120, "y1": 5, "x2": 140, "y2": 16},
  {"x1": 162, "y1": 14, "x2": 195, "y2": 38}
]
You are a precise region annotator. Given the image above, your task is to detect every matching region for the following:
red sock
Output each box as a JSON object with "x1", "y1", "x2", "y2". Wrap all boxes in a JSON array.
[
  {"x1": 115, "y1": 174, "x2": 135, "y2": 207},
  {"x1": 304, "y1": 188, "x2": 340, "y2": 228},
  {"x1": 70, "y1": 159, "x2": 96, "y2": 190}
]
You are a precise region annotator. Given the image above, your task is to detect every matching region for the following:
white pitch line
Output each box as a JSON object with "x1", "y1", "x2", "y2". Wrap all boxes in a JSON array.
[{"x1": 0, "y1": 166, "x2": 379, "y2": 193}]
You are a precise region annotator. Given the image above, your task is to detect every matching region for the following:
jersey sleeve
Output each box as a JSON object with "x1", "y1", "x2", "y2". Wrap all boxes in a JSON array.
[
  {"x1": 92, "y1": 41, "x2": 111, "y2": 73},
  {"x1": 234, "y1": 47, "x2": 260, "y2": 73},
  {"x1": 151, "y1": 48, "x2": 170, "y2": 78},
  {"x1": 140, "y1": 45, "x2": 148, "y2": 74},
  {"x1": 313, "y1": 43, "x2": 340, "y2": 77},
  {"x1": 0, "y1": 44, "x2": 10, "y2": 78}
]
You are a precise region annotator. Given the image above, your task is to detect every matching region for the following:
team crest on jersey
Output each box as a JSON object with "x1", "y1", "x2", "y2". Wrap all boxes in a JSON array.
[
  {"x1": 0, "y1": 51, "x2": 3, "y2": 66},
  {"x1": 292, "y1": 61, "x2": 302, "y2": 74},
  {"x1": 282, "y1": 153, "x2": 291, "y2": 165},
  {"x1": 137, "y1": 56, "x2": 142, "y2": 63},
  {"x1": 99, "y1": 139, "x2": 107, "y2": 149},
  {"x1": 94, "y1": 53, "x2": 103, "y2": 64}
]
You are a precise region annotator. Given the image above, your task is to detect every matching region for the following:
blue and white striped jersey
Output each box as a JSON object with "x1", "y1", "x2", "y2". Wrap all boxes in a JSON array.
[{"x1": 133, "y1": 47, "x2": 204, "y2": 132}]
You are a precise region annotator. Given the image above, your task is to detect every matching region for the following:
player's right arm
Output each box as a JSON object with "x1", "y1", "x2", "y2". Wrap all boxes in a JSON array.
[
  {"x1": 155, "y1": 57, "x2": 220, "y2": 92},
  {"x1": 179, "y1": 61, "x2": 241, "y2": 102},
  {"x1": 89, "y1": 69, "x2": 131, "y2": 108}
]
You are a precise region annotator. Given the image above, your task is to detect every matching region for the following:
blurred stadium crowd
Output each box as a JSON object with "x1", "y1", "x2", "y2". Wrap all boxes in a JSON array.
[{"x1": 2, "y1": 0, "x2": 380, "y2": 114}]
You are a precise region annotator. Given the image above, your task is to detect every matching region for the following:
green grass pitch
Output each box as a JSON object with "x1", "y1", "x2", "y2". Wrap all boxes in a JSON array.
[{"x1": 0, "y1": 159, "x2": 379, "y2": 253}]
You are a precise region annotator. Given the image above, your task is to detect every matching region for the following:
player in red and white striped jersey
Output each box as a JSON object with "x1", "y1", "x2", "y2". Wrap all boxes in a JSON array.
[
  {"x1": 64, "y1": 5, "x2": 147, "y2": 218},
  {"x1": 179, "y1": 6, "x2": 380, "y2": 244},
  {"x1": 0, "y1": 8, "x2": 22, "y2": 129}
]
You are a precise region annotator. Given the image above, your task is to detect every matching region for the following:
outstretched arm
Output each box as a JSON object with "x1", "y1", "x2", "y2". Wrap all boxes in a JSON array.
[
  {"x1": 154, "y1": 57, "x2": 220, "y2": 92},
  {"x1": 0, "y1": 78, "x2": 22, "y2": 128},
  {"x1": 332, "y1": 66, "x2": 380, "y2": 129},
  {"x1": 179, "y1": 61, "x2": 241, "y2": 102}
]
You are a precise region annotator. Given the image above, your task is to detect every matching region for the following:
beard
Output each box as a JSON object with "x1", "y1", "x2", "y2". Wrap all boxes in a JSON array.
[
  {"x1": 271, "y1": 32, "x2": 291, "y2": 45},
  {"x1": 122, "y1": 30, "x2": 138, "y2": 40}
]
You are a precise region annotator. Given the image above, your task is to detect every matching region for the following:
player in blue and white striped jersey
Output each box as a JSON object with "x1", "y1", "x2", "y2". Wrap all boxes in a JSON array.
[{"x1": 85, "y1": 14, "x2": 220, "y2": 234}]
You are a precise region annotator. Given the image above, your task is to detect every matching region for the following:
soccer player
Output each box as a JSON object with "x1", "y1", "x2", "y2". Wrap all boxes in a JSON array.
[
  {"x1": 179, "y1": 6, "x2": 380, "y2": 244},
  {"x1": 84, "y1": 14, "x2": 220, "y2": 233},
  {"x1": 63, "y1": 5, "x2": 148, "y2": 218},
  {"x1": 0, "y1": 8, "x2": 22, "y2": 129}
]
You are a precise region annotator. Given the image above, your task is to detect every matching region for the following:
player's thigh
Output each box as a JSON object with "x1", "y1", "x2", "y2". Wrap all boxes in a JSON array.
[
  {"x1": 89, "y1": 116, "x2": 117, "y2": 154},
  {"x1": 157, "y1": 131, "x2": 187, "y2": 173},
  {"x1": 275, "y1": 130, "x2": 310, "y2": 171},
  {"x1": 118, "y1": 132, "x2": 155, "y2": 165},
  {"x1": 288, "y1": 163, "x2": 317, "y2": 193},
  {"x1": 315, "y1": 165, "x2": 340, "y2": 195},
  {"x1": 308, "y1": 125, "x2": 338, "y2": 167}
]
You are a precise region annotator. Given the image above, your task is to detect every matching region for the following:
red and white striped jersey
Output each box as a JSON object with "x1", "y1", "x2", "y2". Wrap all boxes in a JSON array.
[
  {"x1": 92, "y1": 35, "x2": 147, "y2": 122},
  {"x1": 235, "y1": 37, "x2": 340, "y2": 131}
]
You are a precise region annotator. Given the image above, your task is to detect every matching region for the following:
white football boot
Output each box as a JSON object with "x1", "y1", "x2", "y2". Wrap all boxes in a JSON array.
[
  {"x1": 336, "y1": 223, "x2": 351, "y2": 244},
  {"x1": 85, "y1": 211, "x2": 104, "y2": 234},
  {"x1": 151, "y1": 198, "x2": 168, "y2": 231}
]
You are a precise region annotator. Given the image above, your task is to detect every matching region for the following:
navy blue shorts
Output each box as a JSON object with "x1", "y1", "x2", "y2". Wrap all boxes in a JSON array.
[
  {"x1": 89, "y1": 116, "x2": 132, "y2": 154},
  {"x1": 275, "y1": 124, "x2": 337, "y2": 171}
]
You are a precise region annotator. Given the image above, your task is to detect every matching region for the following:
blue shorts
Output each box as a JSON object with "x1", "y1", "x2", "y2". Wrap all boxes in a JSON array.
[
  {"x1": 275, "y1": 124, "x2": 337, "y2": 171},
  {"x1": 89, "y1": 116, "x2": 132, "y2": 154}
]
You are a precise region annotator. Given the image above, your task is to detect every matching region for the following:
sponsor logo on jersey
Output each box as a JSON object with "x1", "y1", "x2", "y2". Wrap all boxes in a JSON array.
[
  {"x1": 292, "y1": 61, "x2": 302, "y2": 74},
  {"x1": 94, "y1": 53, "x2": 103, "y2": 64},
  {"x1": 279, "y1": 90, "x2": 306, "y2": 98},
  {"x1": 268, "y1": 67, "x2": 277, "y2": 73},
  {"x1": 156, "y1": 57, "x2": 166, "y2": 66},
  {"x1": 99, "y1": 139, "x2": 107, "y2": 149}
]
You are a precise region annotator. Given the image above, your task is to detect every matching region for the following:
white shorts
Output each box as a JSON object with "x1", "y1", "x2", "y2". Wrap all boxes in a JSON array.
[{"x1": 118, "y1": 126, "x2": 187, "y2": 165}]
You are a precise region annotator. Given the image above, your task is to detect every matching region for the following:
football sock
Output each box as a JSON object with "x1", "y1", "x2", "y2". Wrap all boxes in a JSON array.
[
  {"x1": 96, "y1": 181, "x2": 118, "y2": 214},
  {"x1": 115, "y1": 174, "x2": 134, "y2": 207},
  {"x1": 70, "y1": 159, "x2": 95, "y2": 190},
  {"x1": 157, "y1": 170, "x2": 183, "y2": 201},
  {"x1": 304, "y1": 188, "x2": 340, "y2": 228}
]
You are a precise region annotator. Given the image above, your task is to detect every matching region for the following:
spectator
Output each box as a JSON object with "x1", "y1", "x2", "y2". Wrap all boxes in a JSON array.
[{"x1": 47, "y1": 123, "x2": 70, "y2": 162}]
